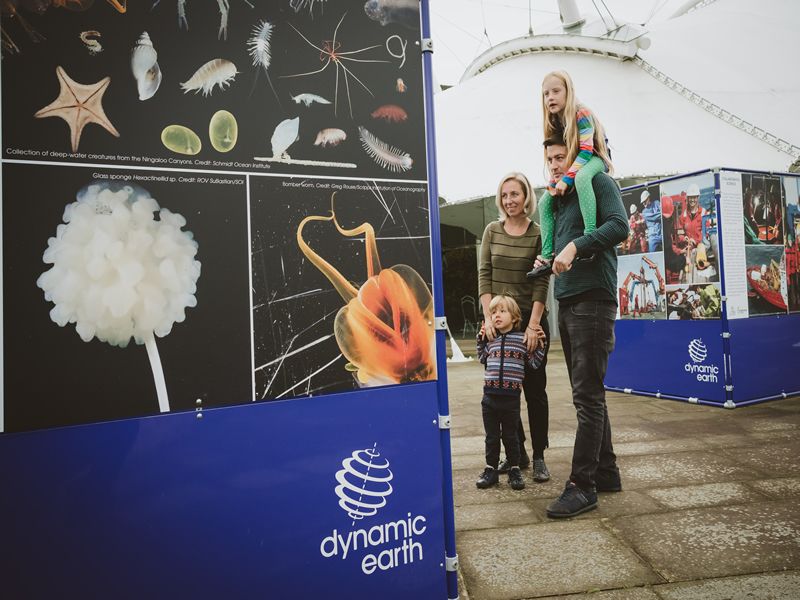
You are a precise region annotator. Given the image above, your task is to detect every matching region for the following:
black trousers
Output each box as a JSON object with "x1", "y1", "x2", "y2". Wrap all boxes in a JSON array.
[
  {"x1": 481, "y1": 393, "x2": 521, "y2": 469},
  {"x1": 558, "y1": 300, "x2": 619, "y2": 490},
  {"x1": 515, "y1": 314, "x2": 550, "y2": 459}
]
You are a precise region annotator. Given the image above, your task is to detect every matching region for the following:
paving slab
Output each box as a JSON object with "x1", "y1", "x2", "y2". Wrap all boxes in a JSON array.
[
  {"x1": 613, "y1": 437, "x2": 707, "y2": 457},
  {"x1": 614, "y1": 451, "x2": 758, "y2": 490},
  {"x1": 725, "y1": 442, "x2": 800, "y2": 477},
  {"x1": 545, "y1": 587, "x2": 661, "y2": 600},
  {"x1": 748, "y1": 476, "x2": 800, "y2": 499},
  {"x1": 452, "y1": 466, "x2": 570, "y2": 505},
  {"x1": 653, "y1": 571, "x2": 800, "y2": 600},
  {"x1": 643, "y1": 482, "x2": 766, "y2": 510},
  {"x1": 457, "y1": 521, "x2": 662, "y2": 600},
  {"x1": 456, "y1": 501, "x2": 542, "y2": 532},
  {"x1": 607, "y1": 501, "x2": 800, "y2": 581}
]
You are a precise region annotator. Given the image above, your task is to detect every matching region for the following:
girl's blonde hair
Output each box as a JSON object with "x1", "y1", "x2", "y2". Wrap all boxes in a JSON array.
[
  {"x1": 541, "y1": 70, "x2": 614, "y2": 175},
  {"x1": 495, "y1": 172, "x2": 536, "y2": 221},
  {"x1": 488, "y1": 295, "x2": 521, "y2": 328}
]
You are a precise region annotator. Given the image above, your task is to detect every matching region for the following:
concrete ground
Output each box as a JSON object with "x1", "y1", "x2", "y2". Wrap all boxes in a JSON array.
[{"x1": 445, "y1": 339, "x2": 800, "y2": 600}]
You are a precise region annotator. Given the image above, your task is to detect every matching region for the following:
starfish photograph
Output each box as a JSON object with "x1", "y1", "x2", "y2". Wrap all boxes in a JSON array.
[{"x1": 34, "y1": 66, "x2": 120, "y2": 153}]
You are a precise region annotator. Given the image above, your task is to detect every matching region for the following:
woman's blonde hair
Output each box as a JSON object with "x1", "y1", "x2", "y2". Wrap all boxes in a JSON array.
[
  {"x1": 495, "y1": 172, "x2": 535, "y2": 221},
  {"x1": 488, "y1": 295, "x2": 521, "y2": 328},
  {"x1": 541, "y1": 70, "x2": 613, "y2": 175}
]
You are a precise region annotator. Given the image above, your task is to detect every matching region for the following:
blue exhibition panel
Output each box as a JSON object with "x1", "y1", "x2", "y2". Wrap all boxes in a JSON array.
[
  {"x1": 606, "y1": 318, "x2": 727, "y2": 403},
  {"x1": 727, "y1": 314, "x2": 800, "y2": 403},
  {"x1": 0, "y1": 383, "x2": 447, "y2": 599}
]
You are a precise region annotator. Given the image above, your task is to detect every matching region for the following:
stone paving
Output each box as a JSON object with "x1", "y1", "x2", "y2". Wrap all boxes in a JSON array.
[{"x1": 446, "y1": 340, "x2": 800, "y2": 600}]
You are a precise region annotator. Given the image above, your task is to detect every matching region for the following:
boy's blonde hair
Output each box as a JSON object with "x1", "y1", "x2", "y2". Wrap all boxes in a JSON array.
[
  {"x1": 495, "y1": 172, "x2": 536, "y2": 221},
  {"x1": 541, "y1": 70, "x2": 613, "y2": 175},
  {"x1": 488, "y1": 295, "x2": 521, "y2": 328}
]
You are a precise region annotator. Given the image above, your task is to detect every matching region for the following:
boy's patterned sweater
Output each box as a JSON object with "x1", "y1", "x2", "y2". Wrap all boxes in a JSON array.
[{"x1": 477, "y1": 331, "x2": 546, "y2": 397}]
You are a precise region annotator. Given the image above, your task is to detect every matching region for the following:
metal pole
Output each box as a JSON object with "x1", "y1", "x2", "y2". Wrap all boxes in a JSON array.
[{"x1": 419, "y1": 2, "x2": 459, "y2": 598}]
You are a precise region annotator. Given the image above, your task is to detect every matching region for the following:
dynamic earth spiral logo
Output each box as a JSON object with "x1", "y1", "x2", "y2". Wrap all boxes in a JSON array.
[
  {"x1": 335, "y1": 445, "x2": 394, "y2": 521},
  {"x1": 688, "y1": 338, "x2": 708, "y2": 363}
]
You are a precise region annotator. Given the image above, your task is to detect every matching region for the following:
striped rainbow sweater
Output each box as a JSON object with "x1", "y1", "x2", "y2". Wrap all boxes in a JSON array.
[
  {"x1": 477, "y1": 331, "x2": 542, "y2": 397},
  {"x1": 560, "y1": 106, "x2": 596, "y2": 187}
]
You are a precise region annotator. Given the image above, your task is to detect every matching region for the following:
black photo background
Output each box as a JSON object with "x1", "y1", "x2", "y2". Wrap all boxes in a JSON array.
[
  {"x1": 250, "y1": 176, "x2": 432, "y2": 401},
  {"x1": 2, "y1": 0, "x2": 425, "y2": 180},
  {"x1": 2, "y1": 162, "x2": 252, "y2": 432}
]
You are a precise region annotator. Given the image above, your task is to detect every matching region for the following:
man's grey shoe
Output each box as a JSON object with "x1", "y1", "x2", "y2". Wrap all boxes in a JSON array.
[
  {"x1": 546, "y1": 481, "x2": 598, "y2": 518},
  {"x1": 532, "y1": 458, "x2": 550, "y2": 482}
]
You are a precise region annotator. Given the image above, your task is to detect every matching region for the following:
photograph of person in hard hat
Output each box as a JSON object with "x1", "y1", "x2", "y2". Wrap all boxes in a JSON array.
[
  {"x1": 782, "y1": 175, "x2": 800, "y2": 312},
  {"x1": 616, "y1": 252, "x2": 667, "y2": 320},
  {"x1": 659, "y1": 173, "x2": 718, "y2": 285},
  {"x1": 617, "y1": 187, "x2": 649, "y2": 255},
  {"x1": 743, "y1": 173, "x2": 784, "y2": 245},
  {"x1": 666, "y1": 284, "x2": 721, "y2": 320},
  {"x1": 617, "y1": 185, "x2": 657, "y2": 256}
]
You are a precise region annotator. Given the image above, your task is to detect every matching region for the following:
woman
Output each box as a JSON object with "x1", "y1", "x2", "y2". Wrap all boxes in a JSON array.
[{"x1": 478, "y1": 172, "x2": 551, "y2": 482}]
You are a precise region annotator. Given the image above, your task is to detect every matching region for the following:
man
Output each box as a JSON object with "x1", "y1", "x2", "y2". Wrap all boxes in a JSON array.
[
  {"x1": 640, "y1": 189, "x2": 662, "y2": 252},
  {"x1": 535, "y1": 134, "x2": 629, "y2": 518},
  {"x1": 627, "y1": 204, "x2": 647, "y2": 254},
  {"x1": 678, "y1": 184, "x2": 706, "y2": 248}
]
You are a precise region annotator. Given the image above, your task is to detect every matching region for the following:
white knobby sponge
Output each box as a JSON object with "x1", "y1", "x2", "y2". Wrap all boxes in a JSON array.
[{"x1": 37, "y1": 183, "x2": 201, "y2": 347}]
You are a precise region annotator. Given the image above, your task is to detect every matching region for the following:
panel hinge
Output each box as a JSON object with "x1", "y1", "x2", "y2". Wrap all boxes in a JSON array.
[
  {"x1": 721, "y1": 332, "x2": 731, "y2": 338},
  {"x1": 721, "y1": 295, "x2": 727, "y2": 302},
  {"x1": 724, "y1": 400, "x2": 736, "y2": 409},
  {"x1": 434, "y1": 317, "x2": 447, "y2": 330},
  {"x1": 422, "y1": 38, "x2": 433, "y2": 53},
  {"x1": 623, "y1": 387, "x2": 632, "y2": 394},
  {"x1": 445, "y1": 554, "x2": 458, "y2": 572},
  {"x1": 688, "y1": 396, "x2": 699, "y2": 404},
  {"x1": 725, "y1": 384, "x2": 734, "y2": 392},
  {"x1": 437, "y1": 414, "x2": 451, "y2": 429}
]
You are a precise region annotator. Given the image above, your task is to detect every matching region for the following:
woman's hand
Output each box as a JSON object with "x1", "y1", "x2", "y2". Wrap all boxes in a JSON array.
[
  {"x1": 523, "y1": 324, "x2": 543, "y2": 353},
  {"x1": 483, "y1": 317, "x2": 496, "y2": 341}
]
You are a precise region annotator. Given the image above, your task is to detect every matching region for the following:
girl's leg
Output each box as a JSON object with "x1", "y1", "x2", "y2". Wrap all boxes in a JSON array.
[
  {"x1": 574, "y1": 155, "x2": 606, "y2": 234},
  {"x1": 539, "y1": 191, "x2": 554, "y2": 260}
]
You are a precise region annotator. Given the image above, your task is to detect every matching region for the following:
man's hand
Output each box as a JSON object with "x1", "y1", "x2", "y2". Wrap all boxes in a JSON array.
[
  {"x1": 524, "y1": 324, "x2": 544, "y2": 353},
  {"x1": 553, "y1": 241, "x2": 578, "y2": 275}
]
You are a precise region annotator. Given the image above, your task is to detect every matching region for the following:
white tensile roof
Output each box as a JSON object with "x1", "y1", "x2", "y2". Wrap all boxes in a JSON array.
[{"x1": 433, "y1": 0, "x2": 800, "y2": 204}]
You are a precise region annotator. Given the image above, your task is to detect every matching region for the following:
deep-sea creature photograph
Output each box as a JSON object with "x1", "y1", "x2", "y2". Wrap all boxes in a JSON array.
[
  {"x1": 314, "y1": 127, "x2": 346, "y2": 147},
  {"x1": 371, "y1": 103, "x2": 407, "y2": 122},
  {"x1": 79, "y1": 30, "x2": 102, "y2": 54},
  {"x1": 181, "y1": 58, "x2": 238, "y2": 96},
  {"x1": 34, "y1": 65, "x2": 119, "y2": 153},
  {"x1": 250, "y1": 176, "x2": 433, "y2": 400},
  {"x1": 2, "y1": 163, "x2": 252, "y2": 433},
  {"x1": 281, "y1": 12, "x2": 388, "y2": 118},
  {"x1": 358, "y1": 125, "x2": 412, "y2": 172},
  {"x1": 364, "y1": 0, "x2": 419, "y2": 29},
  {"x1": 292, "y1": 92, "x2": 331, "y2": 107},
  {"x1": 130, "y1": 31, "x2": 161, "y2": 100},
  {"x1": 289, "y1": 0, "x2": 326, "y2": 18},
  {"x1": 161, "y1": 124, "x2": 201, "y2": 154},
  {"x1": 209, "y1": 109, "x2": 237, "y2": 152}
]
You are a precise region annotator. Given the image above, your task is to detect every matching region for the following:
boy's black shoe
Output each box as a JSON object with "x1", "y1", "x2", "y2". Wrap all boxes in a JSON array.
[
  {"x1": 498, "y1": 449, "x2": 530, "y2": 473},
  {"x1": 508, "y1": 467, "x2": 525, "y2": 490},
  {"x1": 546, "y1": 481, "x2": 598, "y2": 518},
  {"x1": 596, "y1": 470, "x2": 622, "y2": 492},
  {"x1": 476, "y1": 466, "x2": 499, "y2": 489}
]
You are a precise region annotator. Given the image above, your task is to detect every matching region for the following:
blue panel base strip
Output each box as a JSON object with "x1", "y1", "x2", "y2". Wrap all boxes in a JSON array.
[
  {"x1": 605, "y1": 385, "x2": 727, "y2": 407},
  {"x1": 0, "y1": 384, "x2": 447, "y2": 599}
]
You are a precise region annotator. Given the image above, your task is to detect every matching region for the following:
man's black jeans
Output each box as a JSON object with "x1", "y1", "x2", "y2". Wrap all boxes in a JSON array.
[
  {"x1": 517, "y1": 315, "x2": 549, "y2": 459},
  {"x1": 558, "y1": 299, "x2": 619, "y2": 490}
]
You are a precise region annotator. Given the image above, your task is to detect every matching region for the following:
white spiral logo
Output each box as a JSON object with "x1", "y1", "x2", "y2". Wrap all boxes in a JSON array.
[
  {"x1": 335, "y1": 446, "x2": 394, "y2": 521},
  {"x1": 688, "y1": 338, "x2": 708, "y2": 363}
]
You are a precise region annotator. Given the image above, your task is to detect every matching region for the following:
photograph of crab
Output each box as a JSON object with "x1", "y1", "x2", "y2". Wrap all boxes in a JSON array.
[
  {"x1": 1, "y1": 0, "x2": 426, "y2": 180},
  {"x1": 2, "y1": 162, "x2": 252, "y2": 433},
  {"x1": 744, "y1": 245, "x2": 788, "y2": 317},
  {"x1": 250, "y1": 175, "x2": 435, "y2": 401},
  {"x1": 782, "y1": 175, "x2": 800, "y2": 313},
  {"x1": 666, "y1": 283, "x2": 721, "y2": 320}
]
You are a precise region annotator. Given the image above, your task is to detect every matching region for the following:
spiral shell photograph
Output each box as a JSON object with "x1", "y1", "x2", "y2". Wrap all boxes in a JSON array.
[{"x1": 130, "y1": 32, "x2": 161, "y2": 101}]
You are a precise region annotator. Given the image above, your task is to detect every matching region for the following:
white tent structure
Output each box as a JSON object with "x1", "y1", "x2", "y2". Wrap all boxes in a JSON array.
[{"x1": 434, "y1": 0, "x2": 800, "y2": 205}]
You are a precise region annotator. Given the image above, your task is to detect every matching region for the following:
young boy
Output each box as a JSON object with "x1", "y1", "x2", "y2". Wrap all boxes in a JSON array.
[{"x1": 476, "y1": 295, "x2": 547, "y2": 490}]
